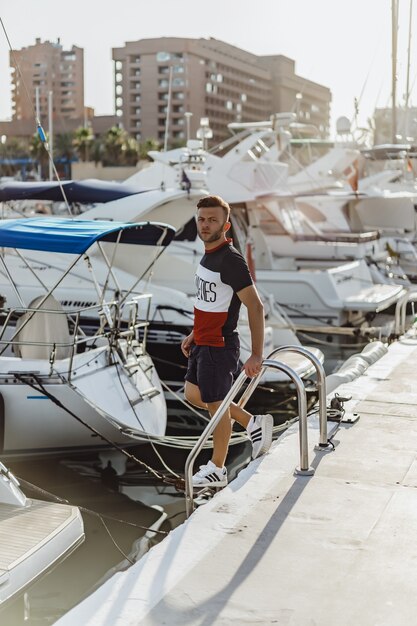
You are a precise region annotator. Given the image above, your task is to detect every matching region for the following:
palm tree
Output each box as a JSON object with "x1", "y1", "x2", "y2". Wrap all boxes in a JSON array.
[
  {"x1": 55, "y1": 133, "x2": 75, "y2": 162},
  {"x1": 123, "y1": 137, "x2": 140, "y2": 166},
  {"x1": 139, "y1": 138, "x2": 160, "y2": 161},
  {"x1": 55, "y1": 133, "x2": 76, "y2": 179},
  {"x1": 73, "y1": 126, "x2": 94, "y2": 162},
  {"x1": 29, "y1": 131, "x2": 49, "y2": 179},
  {"x1": 101, "y1": 126, "x2": 127, "y2": 166}
]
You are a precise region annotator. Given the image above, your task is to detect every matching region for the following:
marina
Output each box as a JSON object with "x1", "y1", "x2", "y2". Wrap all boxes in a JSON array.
[{"x1": 2, "y1": 2, "x2": 417, "y2": 622}]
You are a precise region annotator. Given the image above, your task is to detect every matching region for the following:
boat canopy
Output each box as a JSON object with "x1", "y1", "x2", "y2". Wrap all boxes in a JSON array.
[
  {"x1": 0, "y1": 180, "x2": 149, "y2": 203},
  {"x1": 0, "y1": 218, "x2": 175, "y2": 253}
]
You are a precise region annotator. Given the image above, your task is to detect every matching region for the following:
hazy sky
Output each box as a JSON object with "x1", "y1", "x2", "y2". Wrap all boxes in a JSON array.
[{"x1": 0, "y1": 0, "x2": 413, "y2": 135}]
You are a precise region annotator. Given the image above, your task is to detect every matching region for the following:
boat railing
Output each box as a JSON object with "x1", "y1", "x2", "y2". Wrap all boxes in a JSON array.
[
  {"x1": 184, "y1": 346, "x2": 329, "y2": 517},
  {"x1": 0, "y1": 293, "x2": 153, "y2": 376}
]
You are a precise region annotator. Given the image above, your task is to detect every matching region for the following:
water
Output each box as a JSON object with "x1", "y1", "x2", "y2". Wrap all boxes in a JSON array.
[{"x1": 0, "y1": 452, "x2": 186, "y2": 625}]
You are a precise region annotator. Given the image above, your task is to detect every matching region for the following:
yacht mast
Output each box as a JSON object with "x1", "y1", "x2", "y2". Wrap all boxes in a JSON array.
[
  {"x1": 392, "y1": 0, "x2": 399, "y2": 143},
  {"x1": 404, "y1": 0, "x2": 413, "y2": 139}
]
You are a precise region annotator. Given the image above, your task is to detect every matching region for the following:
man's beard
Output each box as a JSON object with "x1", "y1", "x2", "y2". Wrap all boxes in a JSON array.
[{"x1": 198, "y1": 224, "x2": 226, "y2": 243}]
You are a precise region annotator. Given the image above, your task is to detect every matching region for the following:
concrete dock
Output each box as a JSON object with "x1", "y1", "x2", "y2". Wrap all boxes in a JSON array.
[{"x1": 57, "y1": 336, "x2": 417, "y2": 625}]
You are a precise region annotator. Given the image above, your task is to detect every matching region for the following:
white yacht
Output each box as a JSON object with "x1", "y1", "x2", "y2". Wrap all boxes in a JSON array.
[
  {"x1": 0, "y1": 460, "x2": 84, "y2": 604},
  {"x1": 106, "y1": 135, "x2": 406, "y2": 338},
  {"x1": 0, "y1": 217, "x2": 174, "y2": 456}
]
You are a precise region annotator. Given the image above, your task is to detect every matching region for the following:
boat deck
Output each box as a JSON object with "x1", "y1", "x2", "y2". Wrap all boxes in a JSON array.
[
  {"x1": 56, "y1": 336, "x2": 417, "y2": 625},
  {"x1": 0, "y1": 499, "x2": 83, "y2": 603}
]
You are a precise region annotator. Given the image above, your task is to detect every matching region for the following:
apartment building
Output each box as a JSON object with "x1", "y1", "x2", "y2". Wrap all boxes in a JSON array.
[
  {"x1": 258, "y1": 55, "x2": 330, "y2": 136},
  {"x1": 112, "y1": 37, "x2": 331, "y2": 144},
  {"x1": 10, "y1": 38, "x2": 84, "y2": 124}
]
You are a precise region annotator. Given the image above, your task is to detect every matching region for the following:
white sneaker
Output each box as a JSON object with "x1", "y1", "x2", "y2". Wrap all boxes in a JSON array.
[
  {"x1": 192, "y1": 460, "x2": 228, "y2": 488},
  {"x1": 247, "y1": 414, "x2": 273, "y2": 459}
]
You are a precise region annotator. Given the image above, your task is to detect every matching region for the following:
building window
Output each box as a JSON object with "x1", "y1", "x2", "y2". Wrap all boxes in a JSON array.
[
  {"x1": 135, "y1": 107, "x2": 141, "y2": 114},
  {"x1": 156, "y1": 52, "x2": 171, "y2": 62},
  {"x1": 116, "y1": 97, "x2": 123, "y2": 107},
  {"x1": 135, "y1": 82, "x2": 141, "y2": 89},
  {"x1": 116, "y1": 109, "x2": 123, "y2": 117},
  {"x1": 206, "y1": 83, "x2": 213, "y2": 93},
  {"x1": 173, "y1": 131, "x2": 185, "y2": 139},
  {"x1": 158, "y1": 79, "x2": 169, "y2": 88},
  {"x1": 173, "y1": 65, "x2": 184, "y2": 73},
  {"x1": 172, "y1": 78, "x2": 185, "y2": 87},
  {"x1": 116, "y1": 85, "x2": 123, "y2": 95},
  {"x1": 159, "y1": 66, "x2": 170, "y2": 74},
  {"x1": 136, "y1": 133, "x2": 141, "y2": 140},
  {"x1": 241, "y1": 93, "x2": 247, "y2": 102},
  {"x1": 226, "y1": 100, "x2": 233, "y2": 111},
  {"x1": 173, "y1": 92, "x2": 184, "y2": 100},
  {"x1": 115, "y1": 72, "x2": 123, "y2": 82},
  {"x1": 115, "y1": 61, "x2": 122, "y2": 70}
]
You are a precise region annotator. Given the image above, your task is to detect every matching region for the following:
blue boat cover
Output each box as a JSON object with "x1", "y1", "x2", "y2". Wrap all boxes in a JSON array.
[
  {"x1": 0, "y1": 180, "x2": 149, "y2": 203},
  {"x1": 0, "y1": 218, "x2": 175, "y2": 253}
]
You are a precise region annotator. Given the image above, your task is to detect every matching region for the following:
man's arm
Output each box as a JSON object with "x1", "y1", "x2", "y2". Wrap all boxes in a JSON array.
[
  {"x1": 236, "y1": 284, "x2": 264, "y2": 377},
  {"x1": 181, "y1": 330, "x2": 194, "y2": 358}
]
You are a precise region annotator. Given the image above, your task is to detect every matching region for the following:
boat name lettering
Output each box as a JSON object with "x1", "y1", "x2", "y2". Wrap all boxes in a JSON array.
[
  {"x1": 286, "y1": 303, "x2": 311, "y2": 309},
  {"x1": 335, "y1": 274, "x2": 354, "y2": 284}
]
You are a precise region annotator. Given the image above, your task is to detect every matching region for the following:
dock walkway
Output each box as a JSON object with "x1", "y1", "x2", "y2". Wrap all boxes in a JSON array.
[{"x1": 57, "y1": 336, "x2": 417, "y2": 625}]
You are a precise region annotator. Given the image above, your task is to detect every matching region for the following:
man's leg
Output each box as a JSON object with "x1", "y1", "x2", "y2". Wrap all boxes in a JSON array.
[
  {"x1": 185, "y1": 381, "x2": 252, "y2": 428},
  {"x1": 185, "y1": 380, "x2": 273, "y2": 463},
  {"x1": 206, "y1": 401, "x2": 231, "y2": 468}
]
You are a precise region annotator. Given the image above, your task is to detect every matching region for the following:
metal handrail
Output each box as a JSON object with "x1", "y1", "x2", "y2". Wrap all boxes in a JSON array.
[
  {"x1": 265, "y1": 345, "x2": 329, "y2": 448},
  {"x1": 184, "y1": 358, "x2": 313, "y2": 517},
  {"x1": 394, "y1": 289, "x2": 417, "y2": 336}
]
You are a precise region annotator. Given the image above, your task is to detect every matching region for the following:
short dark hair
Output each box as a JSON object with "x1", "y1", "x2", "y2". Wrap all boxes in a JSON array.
[{"x1": 196, "y1": 195, "x2": 230, "y2": 221}]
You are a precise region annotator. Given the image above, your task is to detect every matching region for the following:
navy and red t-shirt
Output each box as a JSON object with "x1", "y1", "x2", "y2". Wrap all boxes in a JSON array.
[{"x1": 194, "y1": 239, "x2": 253, "y2": 347}]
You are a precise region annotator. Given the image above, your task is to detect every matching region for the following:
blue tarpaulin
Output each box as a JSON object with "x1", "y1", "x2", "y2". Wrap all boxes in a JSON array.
[
  {"x1": 0, "y1": 217, "x2": 175, "y2": 253},
  {"x1": 0, "y1": 180, "x2": 149, "y2": 203}
]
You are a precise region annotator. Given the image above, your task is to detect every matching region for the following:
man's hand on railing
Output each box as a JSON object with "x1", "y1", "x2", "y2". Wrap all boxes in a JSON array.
[{"x1": 242, "y1": 353, "x2": 263, "y2": 378}]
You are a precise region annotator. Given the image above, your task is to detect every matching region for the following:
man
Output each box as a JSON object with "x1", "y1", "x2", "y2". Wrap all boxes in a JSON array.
[{"x1": 181, "y1": 195, "x2": 273, "y2": 489}]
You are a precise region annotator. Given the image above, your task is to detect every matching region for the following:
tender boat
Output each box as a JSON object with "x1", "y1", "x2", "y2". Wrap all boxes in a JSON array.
[{"x1": 0, "y1": 460, "x2": 84, "y2": 604}]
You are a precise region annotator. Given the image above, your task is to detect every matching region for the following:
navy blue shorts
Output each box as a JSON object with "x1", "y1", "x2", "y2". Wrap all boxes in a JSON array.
[{"x1": 185, "y1": 334, "x2": 240, "y2": 404}]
